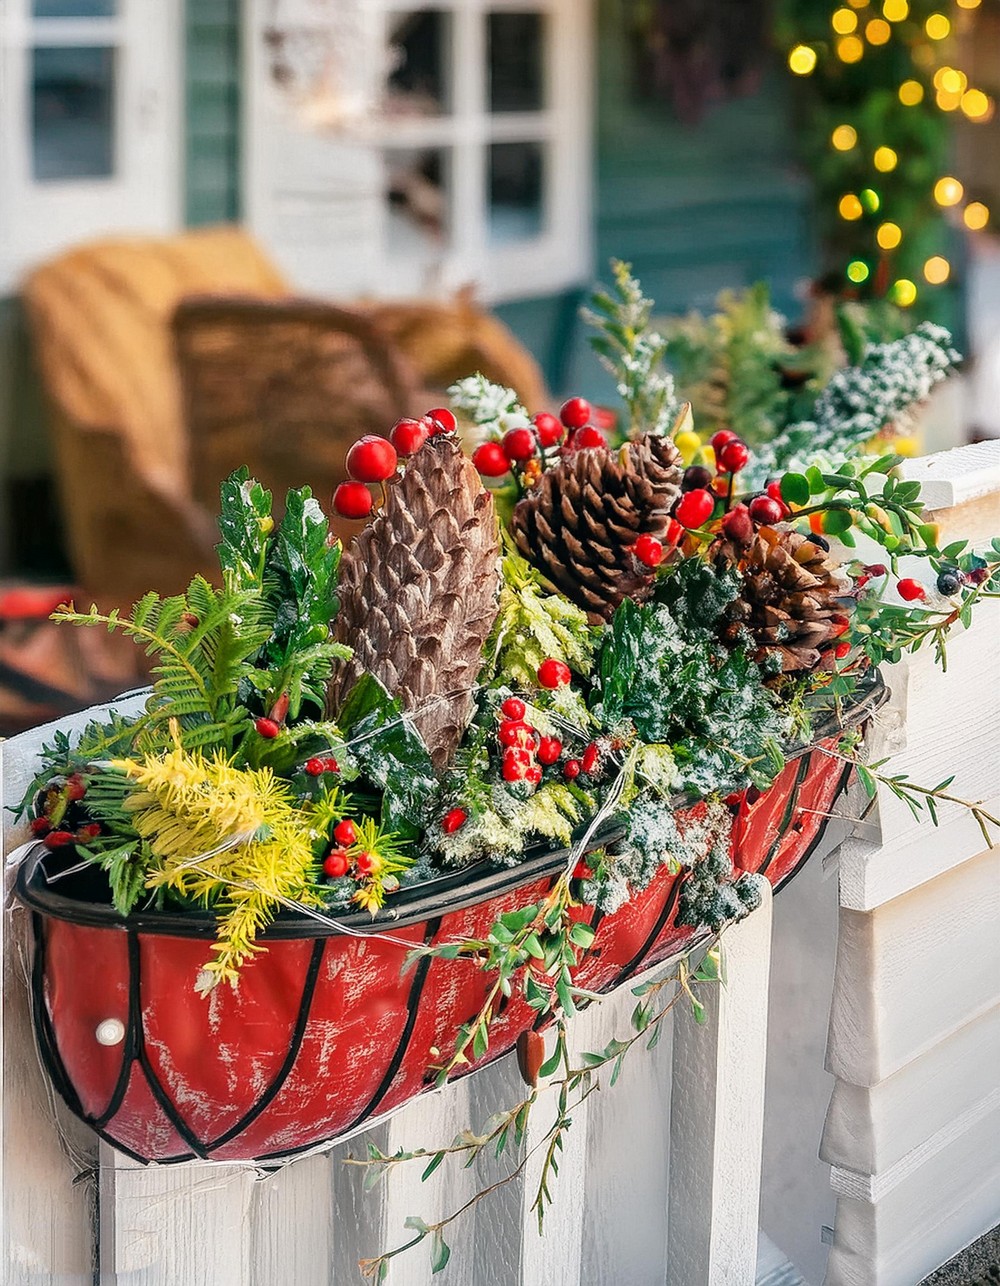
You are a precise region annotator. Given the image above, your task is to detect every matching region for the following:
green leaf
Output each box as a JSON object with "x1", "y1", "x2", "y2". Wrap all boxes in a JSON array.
[
  {"x1": 539, "y1": 1043, "x2": 562, "y2": 1078},
  {"x1": 806, "y1": 465, "x2": 827, "y2": 495},
  {"x1": 431, "y1": 1231, "x2": 451, "y2": 1273},
  {"x1": 568, "y1": 921, "x2": 596, "y2": 950},
  {"x1": 856, "y1": 765, "x2": 877, "y2": 799},
  {"x1": 404, "y1": 1216, "x2": 430, "y2": 1235},
  {"x1": 421, "y1": 1152, "x2": 446, "y2": 1182},
  {"x1": 822, "y1": 508, "x2": 854, "y2": 536},
  {"x1": 780, "y1": 473, "x2": 810, "y2": 507}
]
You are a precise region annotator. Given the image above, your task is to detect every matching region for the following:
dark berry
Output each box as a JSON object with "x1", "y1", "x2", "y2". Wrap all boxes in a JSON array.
[
  {"x1": 682, "y1": 465, "x2": 713, "y2": 493},
  {"x1": 936, "y1": 569, "x2": 963, "y2": 596}
]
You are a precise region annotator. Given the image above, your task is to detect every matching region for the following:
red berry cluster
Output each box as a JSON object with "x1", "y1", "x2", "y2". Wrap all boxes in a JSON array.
[
  {"x1": 305, "y1": 755, "x2": 340, "y2": 776},
  {"x1": 333, "y1": 408, "x2": 457, "y2": 520},
  {"x1": 321, "y1": 817, "x2": 379, "y2": 880},
  {"x1": 495, "y1": 688, "x2": 603, "y2": 788},
  {"x1": 471, "y1": 397, "x2": 608, "y2": 485},
  {"x1": 32, "y1": 773, "x2": 103, "y2": 851}
]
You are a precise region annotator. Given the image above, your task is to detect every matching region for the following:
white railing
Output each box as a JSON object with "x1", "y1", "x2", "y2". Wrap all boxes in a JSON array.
[{"x1": 3, "y1": 440, "x2": 998, "y2": 1286}]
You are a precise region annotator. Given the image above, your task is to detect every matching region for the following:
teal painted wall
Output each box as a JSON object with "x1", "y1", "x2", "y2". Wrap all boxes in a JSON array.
[{"x1": 185, "y1": 0, "x2": 242, "y2": 226}]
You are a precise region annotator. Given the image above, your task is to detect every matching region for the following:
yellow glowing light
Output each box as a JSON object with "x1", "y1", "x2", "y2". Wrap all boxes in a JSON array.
[
  {"x1": 894, "y1": 435, "x2": 919, "y2": 457},
  {"x1": 866, "y1": 17, "x2": 892, "y2": 43},
  {"x1": 847, "y1": 260, "x2": 871, "y2": 283},
  {"x1": 892, "y1": 279, "x2": 918, "y2": 307},
  {"x1": 925, "y1": 13, "x2": 950, "y2": 38},
  {"x1": 832, "y1": 124, "x2": 858, "y2": 150},
  {"x1": 964, "y1": 202, "x2": 990, "y2": 230},
  {"x1": 899, "y1": 79, "x2": 925, "y2": 105},
  {"x1": 877, "y1": 222, "x2": 903, "y2": 249},
  {"x1": 839, "y1": 193, "x2": 864, "y2": 221},
  {"x1": 848, "y1": 0, "x2": 870, "y2": 6},
  {"x1": 923, "y1": 256, "x2": 951, "y2": 284},
  {"x1": 832, "y1": 7, "x2": 858, "y2": 32},
  {"x1": 874, "y1": 146, "x2": 898, "y2": 172},
  {"x1": 937, "y1": 89, "x2": 963, "y2": 111},
  {"x1": 789, "y1": 45, "x2": 818, "y2": 74},
  {"x1": 961, "y1": 89, "x2": 991, "y2": 119},
  {"x1": 934, "y1": 176, "x2": 964, "y2": 206},
  {"x1": 838, "y1": 35, "x2": 865, "y2": 62},
  {"x1": 860, "y1": 187, "x2": 881, "y2": 213},
  {"x1": 936, "y1": 67, "x2": 967, "y2": 93},
  {"x1": 956, "y1": 0, "x2": 981, "y2": 8},
  {"x1": 883, "y1": 0, "x2": 908, "y2": 18}
]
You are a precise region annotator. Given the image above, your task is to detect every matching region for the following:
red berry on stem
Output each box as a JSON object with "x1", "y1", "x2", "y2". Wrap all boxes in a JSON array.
[
  {"x1": 502, "y1": 748, "x2": 532, "y2": 782},
  {"x1": 717, "y1": 438, "x2": 750, "y2": 473},
  {"x1": 533, "y1": 412, "x2": 564, "y2": 447},
  {"x1": 675, "y1": 488, "x2": 715, "y2": 529},
  {"x1": 560, "y1": 397, "x2": 592, "y2": 429},
  {"x1": 346, "y1": 435, "x2": 398, "y2": 483},
  {"x1": 573, "y1": 425, "x2": 607, "y2": 450},
  {"x1": 526, "y1": 765, "x2": 543, "y2": 785},
  {"x1": 537, "y1": 658, "x2": 571, "y2": 689},
  {"x1": 355, "y1": 851, "x2": 377, "y2": 875},
  {"x1": 501, "y1": 697, "x2": 526, "y2": 720},
  {"x1": 255, "y1": 717, "x2": 280, "y2": 739},
  {"x1": 864, "y1": 563, "x2": 888, "y2": 578},
  {"x1": 748, "y1": 495, "x2": 785, "y2": 526},
  {"x1": 79, "y1": 823, "x2": 102, "y2": 840},
  {"x1": 65, "y1": 774, "x2": 87, "y2": 801},
  {"x1": 472, "y1": 442, "x2": 511, "y2": 477},
  {"x1": 502, "y1": 427, "x2": 536, "y2": 462},
  {"x1": 333, "y1": 819, "x2": 358, "y2": 846},
  {"x1": 766, "y1": 480, "x2": 786, "y2": 504},
  {"x1": 442, "y1": 808, "x2": 468, "y2": 834},
  {"x1": 333, "y1": 481, "x2": 374, "y2": 520},
  {"x1": 536, "y1": 736, "x2": 563, "y2": 765},
  {"x1": 323, "y1": 756, "x2": 340, "y2": 773},
  {"x1": 305, "y1": 757, "x2": 325, "y2": 776},
  {"x1": 582, "y1": 742, "x2": 600, "y2": 775},
  {"x1": 563, "y1": 759, "x2": 582, "y2": 780},
  {"x1": 897, "y1": 578, "x2": 927, "y2": 601},
  {"x1": 835, "y1": 641, "x2": 851, "y2": 659},
  {"x1": 721, "y1": 504, "x2": 755, "y2": 547},
  {"x1": 425, "y1": 407, "x2": 457, "y2": 434},
  {"x1": 390, "y1": 418, "x2": 429, "y2": 456},
  {"x1": 30, "y1": 816, "x2": 51, "y2": 836},
  {"x1": 44, "y1": 830, "x2": 75, "y2": 849},
  {"x1": 710, "y1": 429, "x2": 738, "y2": 452},
  {"x1": 633, "y1": 534, "x2": 664, "y2": 568},
  {"x1": 499, "y1": 719, "x2": 537, "y2": 749},
  {"x1": 323, "y1": 850, "x2": 349, "y2": 878}
]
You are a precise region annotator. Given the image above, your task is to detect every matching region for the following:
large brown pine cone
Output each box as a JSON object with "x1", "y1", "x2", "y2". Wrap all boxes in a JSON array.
[
  {"x1": 509, "y1": 434, "x2": 683, "y2": 621},
  {"x1": 328, "y1": 438, "x2": 500, "y2": 769},
  {"x1": 717, "y1": 526, "x2": 853, "y2": 674}
]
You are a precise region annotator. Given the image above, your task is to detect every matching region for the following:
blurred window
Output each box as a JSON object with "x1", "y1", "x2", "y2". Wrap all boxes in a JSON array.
[
  {"x1": 32, "y1": 45, "x2": 115, "y2": 180},
  {"x1": 32, "y1": 0, "x2": 116, "y2": 14}
]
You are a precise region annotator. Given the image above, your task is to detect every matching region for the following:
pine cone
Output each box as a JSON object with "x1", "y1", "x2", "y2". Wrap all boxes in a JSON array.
[
  {"x1": 717, "y1": 526, "x2": 852, "y2": 674},
  {"x1": 329, "y1": 439, "x2": 500, "y2": 769},
  {"x1": 509, "y1": 435, "x2": 683, "y2": 621}
]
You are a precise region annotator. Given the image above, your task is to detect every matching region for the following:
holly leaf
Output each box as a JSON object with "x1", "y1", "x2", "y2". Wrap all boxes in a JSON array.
[{"x1": 217, "y1": 468, "x2": 273, "y2": 587}]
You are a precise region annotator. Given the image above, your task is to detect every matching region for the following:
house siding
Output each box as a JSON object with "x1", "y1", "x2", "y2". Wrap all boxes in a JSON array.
[{"x1": 185, "y1": 0, "x2": 243, "y2": 226}]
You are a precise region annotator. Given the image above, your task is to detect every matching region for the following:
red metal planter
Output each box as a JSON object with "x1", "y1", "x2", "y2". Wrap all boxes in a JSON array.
[{"x1": 17, "y1": 683, "x2": 884, "y2": 1164}]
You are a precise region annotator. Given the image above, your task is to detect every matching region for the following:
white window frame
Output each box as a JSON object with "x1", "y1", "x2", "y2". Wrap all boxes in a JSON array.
[
  {"x1": 0, "y1": 0, "x2": 182, "y2": 293},
  {"x1": 245, "y1": 0, "x2": 593, "y2": 303}
]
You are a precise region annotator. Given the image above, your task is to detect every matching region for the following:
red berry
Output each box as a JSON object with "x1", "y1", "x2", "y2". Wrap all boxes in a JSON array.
[
  {"x1": 425, "y1": 407, "x2": 457, "y2": 434},
  {"x1": 30, "y1": 816, "x2": 51, "y2": 836},
  {"x1": 390, "y1": 418, "x2": 429, "y2": 456},
  {"x1": 560, "y1": 397, "x2": 592, "y2": 429},
  {"x1": 666, "y1": 519, "x2": 684, "y2": 547},
  {"x1": 582, "y1": 742, "x2": 600, "y2": 775},
  {"x1": 573, "y1": 425, "x2": 607, "y2": 451},
  {"x1": 766, "y1": 480, "x2": 785, "y2": 504},
  {"x1": 897, "y1": 578, "x2": 926, "y2": 601},
  {"x1": 65, "y1": 774, "x2": 87, "y2": 801},
  {"x1": 835, "y1": 641, "x2": 852, "y2": 659},
  {"x1": 748, "y1": 496, "x2": 785, "y2": 526},
  {"x1": 563, "y1": 759, "x2": 582, "y2": 780},
  {"x1": 526, "y1": 765, "x2": 543, "y2": 785},
  {"x1": 323, "y1": 850, "x2": 349, "y2": 878},
  {"x1": 536, "y1": 736, "x2": 563, "y2": 766},
  {"x1": 346, "y1": 435, "x2": 398, "y2": 484},
  {"x1": 864, "y1": 563, "x2": 888, "y2": 578},
  {"x1": 442, "y1": 808, "x2": 468, "y2": 834},
  {"x1": 79, "y1": 823, "x2": 102, "y2": 840},
  {"x1": 675, "y1": 488, "x2": 715, "y2": 529},
  {"x1": 502, "y1": 427, "x2": 536, "y2": 462},
  {"x1": 333, "y1": 481, "x2": 374, "y2": 520},
  {"x1": 533, "y1": 412, "x2": 564, "y2": 447},
  {"x1": 711, "y1": 429, "x2": 738, "y2": 452},
  {"x1": 502, "y1": 749, "x2": 532, "y2": 783},
  {"x1": 255, "y1": 717, "x2": 280, "y2": 739},
  {"x1": 830, "y1": 615, "x2": 850, "y2": 638},
  {"x1": 333, "y1": 819, "x2": 358, "y2": 846},
  {"x1": 721, "y1": 504, "x2": 754, "y2": 547},
  {"x1": 305, "y1": 758, "x2": 325, "y2": 776},
  {"x1": 323, "y1": 756, "x2": 340, "y2": 774},
  {"x1": 537, "y1": 658, "x2": 571, "y2": 688},
  {"x1": 472, "y1": 442, "x2": 511, "y2": 477},
  {"x1": 501, "y1": 697, "x2": 526, "y2": 720},
  {"x1": 499, "y1": 719, "x2": 537, "y2": 749},
  {"x1": 717, "y1": 439, "x2": 750, "y2": 473},
  {"x1": 633, "y1": 534, "x2": 664, "y2": 568},
  {"x1": 355, "y1": 851, "x2": 377, "y2": 875},
  {"x1": 44, "y1": 830, "x2": 75, "y2": 849},
  {"x1": 573, "y1": 861, "x2": 593, "y2": 881}
]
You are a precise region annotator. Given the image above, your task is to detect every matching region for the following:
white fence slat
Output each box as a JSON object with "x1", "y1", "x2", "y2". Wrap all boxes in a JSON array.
[
  {"x1": 249, "y1": 1153, "x2": 336, "y2": 1286},
  {"x1": 667, "y1": 882, "x2": 774, "y2": 1286}
]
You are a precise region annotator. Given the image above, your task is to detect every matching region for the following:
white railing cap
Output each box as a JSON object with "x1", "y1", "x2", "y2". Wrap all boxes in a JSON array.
[{"x1": 900, "y1": 439, "x2": 1000, "y2": 512}]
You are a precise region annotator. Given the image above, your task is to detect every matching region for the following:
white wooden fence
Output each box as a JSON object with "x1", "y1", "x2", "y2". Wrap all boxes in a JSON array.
[{"x1": 3, "y1": 441, "x2": 998, "y2": 1286}]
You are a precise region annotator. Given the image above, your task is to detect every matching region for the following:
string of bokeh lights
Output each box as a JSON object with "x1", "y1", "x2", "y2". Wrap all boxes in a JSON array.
[{"x1": 788, "y1": 0, "x2": 993, "y2": 307}]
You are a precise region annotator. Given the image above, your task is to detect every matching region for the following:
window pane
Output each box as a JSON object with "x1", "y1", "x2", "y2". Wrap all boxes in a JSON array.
[
  {"x1": 32, "y1": 45, "x2": 115, "y2": 181},
  {"x1": 33, "y1": 0, "x2": 116, "y2": 15},
  {"x1": 385, "y1": 10, "x2": 452, "y2": 118},
  {"x1": 488, "y1": 12, "x2": 545, "y2": 113},
  {"x1": 384, "y1": 147, "x2": 451, "y2": 255},
  {"x1": 489, "y1": 141, "x2": 544, "y2": 243}
]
